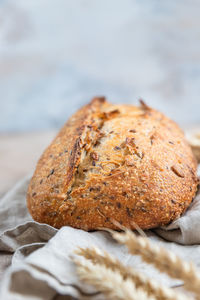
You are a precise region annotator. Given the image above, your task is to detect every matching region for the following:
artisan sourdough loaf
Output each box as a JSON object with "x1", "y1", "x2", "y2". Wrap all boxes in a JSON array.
[{"x1": 27, "y1": 97, "x2": 198, "y2": 230}]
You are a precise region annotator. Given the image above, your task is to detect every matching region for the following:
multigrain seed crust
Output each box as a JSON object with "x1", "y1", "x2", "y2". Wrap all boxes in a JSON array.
[{"x1": 27, "y1": 97, "x2": 198, "y2": 230}]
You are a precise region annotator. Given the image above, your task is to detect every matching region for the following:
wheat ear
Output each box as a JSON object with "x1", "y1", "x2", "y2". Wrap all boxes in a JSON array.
[
  {"x1": 74, "y1": 258, "x2": 156, "y2": 300},
  {"x1": 112, "y1": 229, "x2": 200, "y2": 297},
  {"x1": 75, "y1": 247, "x2": 188, "y2": 300}
]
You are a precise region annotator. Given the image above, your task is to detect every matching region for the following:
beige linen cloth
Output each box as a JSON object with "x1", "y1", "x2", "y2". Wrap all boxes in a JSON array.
[{"x1": 0, "y1": 173, "x2": 200, "y2": 300}]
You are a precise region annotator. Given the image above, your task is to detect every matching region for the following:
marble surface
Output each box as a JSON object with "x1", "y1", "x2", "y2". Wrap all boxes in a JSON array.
[{"x1": 0, "y1": 0, "x2": 200, "y2": 132}]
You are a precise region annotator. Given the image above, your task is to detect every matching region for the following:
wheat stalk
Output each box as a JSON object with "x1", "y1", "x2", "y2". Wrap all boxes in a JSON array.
[
  {"x1": 112, "y1": 229, "x2": 200, "y2": 298},
  {"x1": 74, "y1": 258, "x2": 156, "y2": 300},
  {"x1": 75, "y1": 247, "x2": 188, "y2": 300}
]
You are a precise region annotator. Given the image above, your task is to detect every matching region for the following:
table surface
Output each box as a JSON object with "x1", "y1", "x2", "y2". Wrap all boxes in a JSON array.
[{"x1": 0, "y1": 131, "x2": 56, "y2": 197}]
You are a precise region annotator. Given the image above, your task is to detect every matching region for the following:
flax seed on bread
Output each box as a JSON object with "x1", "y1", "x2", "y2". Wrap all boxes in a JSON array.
[{"x1": 27, "y1": 97, "x2": 198, "y2": 230}]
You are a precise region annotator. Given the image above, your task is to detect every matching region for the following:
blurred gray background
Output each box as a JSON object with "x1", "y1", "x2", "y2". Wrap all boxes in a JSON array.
[
  {"x1": 0, "y1": 0, "x2": 200, "y2": 195},
  {"x1": 0, "y1": 0, "x2": 200, "y2": 133}
]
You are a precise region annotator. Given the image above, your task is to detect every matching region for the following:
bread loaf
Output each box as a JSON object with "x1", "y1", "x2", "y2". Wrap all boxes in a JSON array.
[{"x1": 27, "y1": 97, "x2": 198, "y2": 230}]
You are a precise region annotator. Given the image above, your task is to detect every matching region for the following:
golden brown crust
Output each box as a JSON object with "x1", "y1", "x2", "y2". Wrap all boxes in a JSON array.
[{"x1": 27, "y1": 97, "x2": 198, "y2": 230}]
